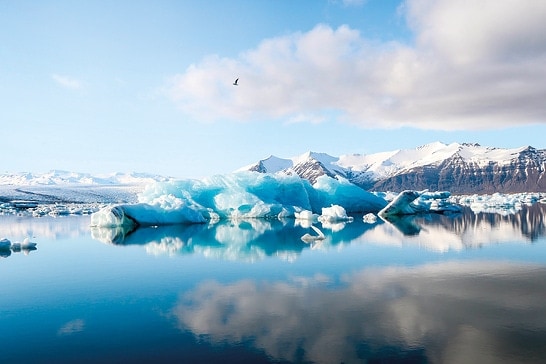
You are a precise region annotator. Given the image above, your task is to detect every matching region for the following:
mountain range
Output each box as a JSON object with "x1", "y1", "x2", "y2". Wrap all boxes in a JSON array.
[
  {"x1": 0, "y1": 170, "x2": 169, "y2": 186},
  {"x1": 2, "y1": 142, "x2": 545, "y2": 194},
  {"x1": 238, "y1": 142, "x2": 546, "y2": 193}
]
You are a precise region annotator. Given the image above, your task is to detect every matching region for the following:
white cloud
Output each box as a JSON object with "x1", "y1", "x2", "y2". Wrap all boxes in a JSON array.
[
  {"x1": 166, "y1": 0, "x2": 546, "y2": 130},
  {"x1": 52, "y1": 73, "x2": 82, "y2": 90}
]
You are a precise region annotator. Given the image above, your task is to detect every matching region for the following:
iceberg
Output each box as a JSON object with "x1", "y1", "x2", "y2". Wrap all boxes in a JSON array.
[
  {"x1": 378, "y1": 190, "x2": 460, "y2": 217},
  {"x1": 0, "y1": 237, "x2": 37, "y2": 257},
  {"x1": 90, "y1": 172, "x2": 468, "y2": 228},
  {"x1": 456, "y1": 192, "x2": 546, "y2": 215},
  {"x1": 91, "y1": 172, "x2": 388, "y2": 227},
  {"x1": 318, "y1": 204, "x2": 353, "y2": 223}
]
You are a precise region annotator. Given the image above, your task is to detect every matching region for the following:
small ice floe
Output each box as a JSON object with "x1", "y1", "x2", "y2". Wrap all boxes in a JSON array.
[
  {"x1": 458, "y1": 192, "x2": 545, "y2": 215},
  {"x1": 0, "y1": 238, "x2": 11, "y2": 250},
  {"x1": 378, "y1": 190, "x2": 423, "y2": 217},
  {"x1": 0, "y1": 237, "x2": 37, "y2": 257},
  {"x1": 363, "y1": 213, "x2": 377, "y2": 224},
  {"x1": 11, "y1": 237, "x2": 37, "y2": 252},
  {"x1": 318, "y1": 205, "x2": 353, "y2": 223},
  {"x1": 301, "y1": 225, "x2": 325, "y2": 243},
  {"x1": 295, "y1": 210, "x2": 319, "y2": 228},
  {"x1": 295, "y1": 210, "x2": 318, "y2": 221}
]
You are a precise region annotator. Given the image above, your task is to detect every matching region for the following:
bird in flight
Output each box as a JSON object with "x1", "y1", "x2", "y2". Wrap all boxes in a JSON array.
[{"x1": 233, "y1": 78, "x2": 239, "y2": 86}]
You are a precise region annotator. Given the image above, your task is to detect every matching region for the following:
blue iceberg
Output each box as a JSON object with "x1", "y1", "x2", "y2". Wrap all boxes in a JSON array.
[{"x1": 91, "y1": 172, "x2": 388, "y2": 227}]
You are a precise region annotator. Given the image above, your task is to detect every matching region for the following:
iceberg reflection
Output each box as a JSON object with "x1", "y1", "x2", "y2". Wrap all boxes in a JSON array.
[
  {"x1": 91, "y1": 215, "x2": 383, "y2": 261},
  {"x1": 92, "y1": 203, "x2": 546, "y2": 258},
  {"x1": 172, "y1": 261, "x2": 546, "y2": 364}
]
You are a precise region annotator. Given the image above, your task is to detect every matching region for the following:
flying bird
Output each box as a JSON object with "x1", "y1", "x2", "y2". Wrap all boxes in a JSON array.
[{"x1": 233, "y1": 78, "x2": 239, "y2": 86}]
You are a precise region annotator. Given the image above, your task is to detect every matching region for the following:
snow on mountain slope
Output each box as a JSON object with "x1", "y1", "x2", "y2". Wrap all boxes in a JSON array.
[
  {"x1": 239, "y1": 142, "x2": 546, "y2": 193},
  {"x1": 240, "y1": 142, "x2": 471, "y2": 179}
]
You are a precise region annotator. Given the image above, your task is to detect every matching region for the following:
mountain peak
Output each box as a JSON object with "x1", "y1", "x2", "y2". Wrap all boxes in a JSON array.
[
  {"x1": 294, "y1": 151, "x2": 338, "y2": 165},
  {"x1": 238, "y1": 143, "x2": 546, "y2": 193}
]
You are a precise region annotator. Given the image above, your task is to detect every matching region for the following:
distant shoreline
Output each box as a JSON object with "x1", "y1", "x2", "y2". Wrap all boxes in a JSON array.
[{"x1": 0, "y1": 184, "x2": 144, "y2": 205}]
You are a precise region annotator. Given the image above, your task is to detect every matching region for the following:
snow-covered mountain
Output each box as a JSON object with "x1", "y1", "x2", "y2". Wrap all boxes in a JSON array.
[
  {"x1": 0, "y1": 170, "x2": 170, "y2": 186},
  {"x1": 238, "y1": 142, "x2": 546, "y2": 193},
  {"x1": 0, "y1": 171, "x2": 172, "y2": 205}
]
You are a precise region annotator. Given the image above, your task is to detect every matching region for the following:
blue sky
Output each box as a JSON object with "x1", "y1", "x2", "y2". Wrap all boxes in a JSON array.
[{"x1": 2, "y1": 0, "x2": 546, "y2": 178}]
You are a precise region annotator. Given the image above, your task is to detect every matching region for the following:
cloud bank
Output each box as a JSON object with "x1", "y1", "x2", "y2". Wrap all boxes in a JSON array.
[{"x1": 166, "y1": 0, "x2": 546, "y2": 130}]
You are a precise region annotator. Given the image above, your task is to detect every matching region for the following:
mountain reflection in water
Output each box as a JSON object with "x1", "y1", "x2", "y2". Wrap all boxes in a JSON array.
[
  {"x1": 91, "y1": 203, "x2": 546, "y2": 258},
  {"x1": 1, "y1": 204, "x2": 546, "y2": 363}
]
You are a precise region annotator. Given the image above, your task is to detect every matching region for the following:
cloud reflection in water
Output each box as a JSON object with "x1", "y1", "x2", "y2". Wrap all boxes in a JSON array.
[{"x1": 172, "y1": 262, "x2": 546, "y2": 363}]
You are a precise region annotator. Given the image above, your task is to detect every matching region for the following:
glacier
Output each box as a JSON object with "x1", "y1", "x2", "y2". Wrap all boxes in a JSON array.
[{"x1": 90, "y1": 172, "x2": 462, "y2": 228}]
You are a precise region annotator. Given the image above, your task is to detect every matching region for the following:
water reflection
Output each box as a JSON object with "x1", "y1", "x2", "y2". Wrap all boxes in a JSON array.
[
  {"x1": 172, "y1": 261, "x2": 546, "y2": 363},
  {"x1": 2, "y1": 205, "x2": 546, "y2": 363},
  {"x1": 0, "y1": 214, "x2": 90, "y2": 240},
  {"x1": 91, "y1": 203, "x2": 546, "y2": 258}
]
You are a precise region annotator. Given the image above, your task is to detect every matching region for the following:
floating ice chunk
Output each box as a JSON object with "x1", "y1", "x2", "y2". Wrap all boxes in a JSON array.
[
  {"x1": 11, "y1": 238, "x2": 36, "y2": 253},
  {"x1": 379, "y1": 190, "x2": 460, "y2": 217},
  {"x1": 295, "y1": 210, "x2": 319, "y2": 228},
  {"x1": 301, "y1": 225, "x2": 325, "y2": 243},
  {"x1": 295, "y1": 210, "x2": 318, "y2": 221},
  {"x1": 17, "y1": 237, "x2": 37, "y2": 250},
  {"x1": 363, "y1": 213, "x2": 377, "y2": 224},
  {"x1": 457, "y1": 192, "x2": 544, "y2": 215},
  {"x1": 0, "y1": 238, "x2": 11, "y2": 250},
  {"x1": 0, "y1": 237, "x2": 37, "y2": 255},
  {"x1": 318, "y1": 205, "x2": 353, "y2": 223},
  {"x1": 415, "y1": 191, "x2": 461, "y2": 213},
  {"x1": 378, "y1": 190, "x2": 424, "y2": 217}
]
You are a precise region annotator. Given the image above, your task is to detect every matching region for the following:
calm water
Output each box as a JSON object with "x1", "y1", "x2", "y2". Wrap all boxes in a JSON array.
[{"x1": 1, "y1": 204, "x2": 546, "y2": 363}]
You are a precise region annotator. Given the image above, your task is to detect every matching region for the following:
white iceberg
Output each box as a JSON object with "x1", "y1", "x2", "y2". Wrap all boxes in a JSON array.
[
  {"x1": 318, "y1": 204, "x2": 353, "y2": 223},
  {"x1": 379, "y1": 190, "x2": 461, "y2": 217},
  {"x1": 362, "y1": 213, "x2": 377, "y2": 224},
  {"x1": 457, "y1": 192, "x2": 546, "y2": 215}
]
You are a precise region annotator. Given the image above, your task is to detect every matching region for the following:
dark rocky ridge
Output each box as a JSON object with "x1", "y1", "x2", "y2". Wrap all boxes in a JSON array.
[
  {"x1": 243, "y1": 145, "x2": 546, "y2": 194},
  {"x1": 372, "y1": 147, "x2": 546, "y2": 193}
]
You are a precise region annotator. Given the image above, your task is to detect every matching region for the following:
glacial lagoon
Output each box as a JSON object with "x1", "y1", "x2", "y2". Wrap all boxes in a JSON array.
[{"x1": 1, "y1": 204, "x2": 546, "y2": 363}]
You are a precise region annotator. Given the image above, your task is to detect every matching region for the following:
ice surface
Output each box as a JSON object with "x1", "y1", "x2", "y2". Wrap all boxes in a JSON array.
[
  {"x1": 91, "y1": 172, "x2": 388, "y2": 227},
  {"x1": 318, "y1": 205, "x2": 353, "y2": 223},
  {"x1": 90, "y1": 172, "x2": 470, "y2": 228},
  {"x1": 456, "y1": 192, "x2": 545, "y2": 215},
  {"x1": 378, "y1": 190, "x2": 460, "y2": 217}
]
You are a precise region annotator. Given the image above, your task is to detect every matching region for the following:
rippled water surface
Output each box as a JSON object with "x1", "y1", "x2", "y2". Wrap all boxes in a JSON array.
[{"x1": 1, "y1": 204, "x2": 546, "y2": 363}]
